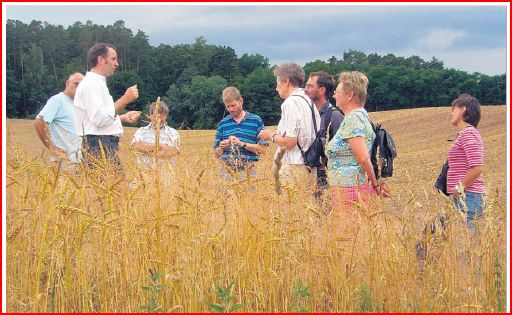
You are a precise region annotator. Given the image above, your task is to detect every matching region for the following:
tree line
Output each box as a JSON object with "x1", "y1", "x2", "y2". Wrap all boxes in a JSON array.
[{"x1": 6, "y1": 19, "x2": 506, "y2": 129}]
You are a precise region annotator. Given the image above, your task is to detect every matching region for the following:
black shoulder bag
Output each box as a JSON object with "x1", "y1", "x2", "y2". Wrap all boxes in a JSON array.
[
  {"x1": 293, "y1": 95, "x2": 326, "y2": 168},
  {"x1": 434, "y1": 161, "x2": 449, "y2": 196}
]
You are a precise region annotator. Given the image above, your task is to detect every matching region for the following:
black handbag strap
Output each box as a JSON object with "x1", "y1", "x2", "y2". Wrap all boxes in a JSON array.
[
  {"x1": 291, "y1": 95, "x2": 319, "y2": 152},
  {"x1": 357, "y1": 108, "x2": 375, "y2": 132}
]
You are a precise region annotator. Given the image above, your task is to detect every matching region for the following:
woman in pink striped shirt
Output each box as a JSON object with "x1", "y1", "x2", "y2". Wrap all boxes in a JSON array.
[{"x1": 447, "y1": 94, "x2": 485, "y2": 229}]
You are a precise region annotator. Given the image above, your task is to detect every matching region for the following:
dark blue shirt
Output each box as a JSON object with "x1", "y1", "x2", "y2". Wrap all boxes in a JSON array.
[
  {"x1": 319, "y1": 102, "x2": 344, "y2": 142},
  {"x1": 213, "y1": 112, "x2": 268, "y2": 169}
]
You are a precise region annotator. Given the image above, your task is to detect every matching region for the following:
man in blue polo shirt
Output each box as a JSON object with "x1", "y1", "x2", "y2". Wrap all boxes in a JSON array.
[{"x1": 213, "y1": 86, "x2": 268, "y2": 181}]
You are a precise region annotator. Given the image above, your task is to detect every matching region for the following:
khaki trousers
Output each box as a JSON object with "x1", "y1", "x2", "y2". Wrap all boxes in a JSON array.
[{"x1": 279, "y1": 164, "x2": 317, "y2": 192}]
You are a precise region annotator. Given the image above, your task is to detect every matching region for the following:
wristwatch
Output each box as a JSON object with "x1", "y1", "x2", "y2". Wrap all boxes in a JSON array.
[
  {"x1": 241, "y1": 142, "x2": 247, "y2": 149},
  {"x1": 271, "y1": 133, "x2": 278, "y2": 143}
]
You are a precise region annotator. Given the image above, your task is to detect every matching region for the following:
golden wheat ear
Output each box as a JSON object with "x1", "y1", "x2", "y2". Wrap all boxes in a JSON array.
[{"x1": 272, "y1": 146, "x2": 285, "y2": 195}]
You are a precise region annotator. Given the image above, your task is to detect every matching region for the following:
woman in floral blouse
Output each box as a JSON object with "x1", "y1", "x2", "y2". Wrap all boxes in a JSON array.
[{"x1": 327, "y1": 71, "x2": 390, "y2": 209}]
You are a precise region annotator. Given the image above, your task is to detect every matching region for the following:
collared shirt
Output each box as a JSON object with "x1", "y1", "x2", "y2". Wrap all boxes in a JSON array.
[
  {"x1": 131, "y1": 123, "x2": 181, "y2": 167},
  {"x1": 277, "y1": 89, "x2": 320, "y2": 165},
  {"x1": 37, "y1": 92, "x2": 82, "y2": 163},
  {"x1": 213, "y1": 111, "x2": 267, "y2": 169},
  {"x1": 318, "y1": 102, "x2": 344, "y2": 143},
  {"x1": 73, "y1": 71, "x2": 123, "y2": 137}
]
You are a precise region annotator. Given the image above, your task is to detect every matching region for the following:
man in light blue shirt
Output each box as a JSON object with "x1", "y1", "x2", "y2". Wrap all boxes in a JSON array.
[{"x1": 33, "y1": 72, "x2": 84, "y2": 163}]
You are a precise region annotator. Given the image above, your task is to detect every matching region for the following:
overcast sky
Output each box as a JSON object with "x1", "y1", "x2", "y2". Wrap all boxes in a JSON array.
[{"x1": 3, "y1": 3, "x2": 509, "y2": 75}]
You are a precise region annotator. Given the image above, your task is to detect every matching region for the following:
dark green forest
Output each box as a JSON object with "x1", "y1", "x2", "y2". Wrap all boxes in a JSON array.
[{"x1": 6, "y1": 19, "x2": 506, "y2": 129}]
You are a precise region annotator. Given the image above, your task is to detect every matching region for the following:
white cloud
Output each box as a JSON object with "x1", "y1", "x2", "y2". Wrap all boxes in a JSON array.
[
  {"x1": 392, "y1": 45, "x2": 507, "y2": 75},
  {"x1": 411, "y1": 28, "x2": 467, "y2": 52},
  {"x1": 393, "y1": 28, "x2": 506, "y2": 75},
  {"x1": 436, "y1": 47, "x2": 506, "y2": 75}
]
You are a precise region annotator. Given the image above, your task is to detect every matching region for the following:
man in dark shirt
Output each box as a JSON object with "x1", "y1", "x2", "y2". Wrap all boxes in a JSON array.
[{"x1": 305, "y1": 71, "x2": 344, "y2": 200}]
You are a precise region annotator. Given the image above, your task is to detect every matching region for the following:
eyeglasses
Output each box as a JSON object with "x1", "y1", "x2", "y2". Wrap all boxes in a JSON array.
[{"x1": 305, "y1": 83, "x2": 318, "y2": 89}]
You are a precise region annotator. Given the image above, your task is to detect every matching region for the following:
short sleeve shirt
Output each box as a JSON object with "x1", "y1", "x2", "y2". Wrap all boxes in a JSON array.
[
  {"x1": 213, "y1": 112, "x2": 267, "y2": 169},
  {"x1": 37, "y1": 92, "x2": 82, "y2": 163},
  {"x1": 132, "y1": 123, "x2": 181, "y2": 167},
  {"x1": 276, "y1": 89, "x2": 320, "y2": 165},
  {"x1": 326, "y1": 108, "x2": 375, "y2": 187}
]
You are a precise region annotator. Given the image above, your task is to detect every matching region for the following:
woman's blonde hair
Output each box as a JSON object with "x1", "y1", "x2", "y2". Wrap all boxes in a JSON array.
[{"x1": 338, "y1": 71, "x2": 369, "y2": 105}]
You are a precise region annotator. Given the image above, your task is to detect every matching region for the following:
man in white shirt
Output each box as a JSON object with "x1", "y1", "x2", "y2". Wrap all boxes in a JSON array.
[
  {"x1": 259, "y1": 63, "x2": 320, "y2": 192},
  {"x1": 74, "y1": 42, "x2": 141, "y2": 166}
]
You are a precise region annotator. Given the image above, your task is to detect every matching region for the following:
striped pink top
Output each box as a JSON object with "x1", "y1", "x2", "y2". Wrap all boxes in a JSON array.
[{"x1": 447, "y1": 126, "x2": 485, "y2": 194}]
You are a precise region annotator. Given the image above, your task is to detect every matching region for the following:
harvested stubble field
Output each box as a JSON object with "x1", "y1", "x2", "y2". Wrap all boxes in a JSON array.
[{"x1": 5, "y1": 106, "x2": 508, "y2": 312}]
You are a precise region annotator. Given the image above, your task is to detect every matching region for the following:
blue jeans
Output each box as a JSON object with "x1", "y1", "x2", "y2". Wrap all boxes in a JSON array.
[
  {"x1": 453, "y1": 191, "x2": 484, "y2": 229},
  {"x1": 84, "y1": 135, "x2": 121, "y2": 167}
]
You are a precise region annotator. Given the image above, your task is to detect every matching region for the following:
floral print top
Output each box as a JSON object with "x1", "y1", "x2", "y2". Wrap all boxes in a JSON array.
[{"x1": 326, "y1": 108, "x2": 375, "y2": 187}]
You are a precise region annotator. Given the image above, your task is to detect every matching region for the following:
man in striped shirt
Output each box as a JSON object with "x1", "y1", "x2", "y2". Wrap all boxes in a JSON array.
[{"x1": 213, "y1": 87, "x2": 268, "y2": 180}]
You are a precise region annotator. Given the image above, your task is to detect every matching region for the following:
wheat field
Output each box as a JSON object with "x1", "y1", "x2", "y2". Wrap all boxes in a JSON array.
[{"x1": 5, "y1": 106, "x2": 508, "y2": 312}]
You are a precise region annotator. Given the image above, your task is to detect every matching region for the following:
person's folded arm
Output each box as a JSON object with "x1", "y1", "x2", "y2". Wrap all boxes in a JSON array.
[
  {"x1": 133, "y1": 141, "x2": 156, "y2": 154},
  {"x1": 159, "y1": 143, "x2": 180, "y2": 157}
]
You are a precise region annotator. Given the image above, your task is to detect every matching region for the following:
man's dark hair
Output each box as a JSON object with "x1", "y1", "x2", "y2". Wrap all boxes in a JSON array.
[
  {"x1": 87, "y1": 43, "x2": 116, "y2": 69},
  {"x1": 451, "y1": 93, "x2": 481, "y2": 127},
  {"x1": 310, "y1": 71, "x2": 335, "y2": 98}
]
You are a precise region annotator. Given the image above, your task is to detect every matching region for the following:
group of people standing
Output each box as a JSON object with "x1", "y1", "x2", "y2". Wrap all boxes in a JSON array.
[
  {"x1": 34, "y1": 43, "x2": 180, "y2": 175},
  {"x1": 33, "y1": 42, "x2": 485, "y2": 229},
  {"x1": 215, "y1": 64, "x2": 390, "y2": 211}
]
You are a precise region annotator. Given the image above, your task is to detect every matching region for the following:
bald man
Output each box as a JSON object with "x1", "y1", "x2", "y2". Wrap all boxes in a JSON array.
[{"x1": 34, "y1": 72, "x2": 84, "y2": 163}]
